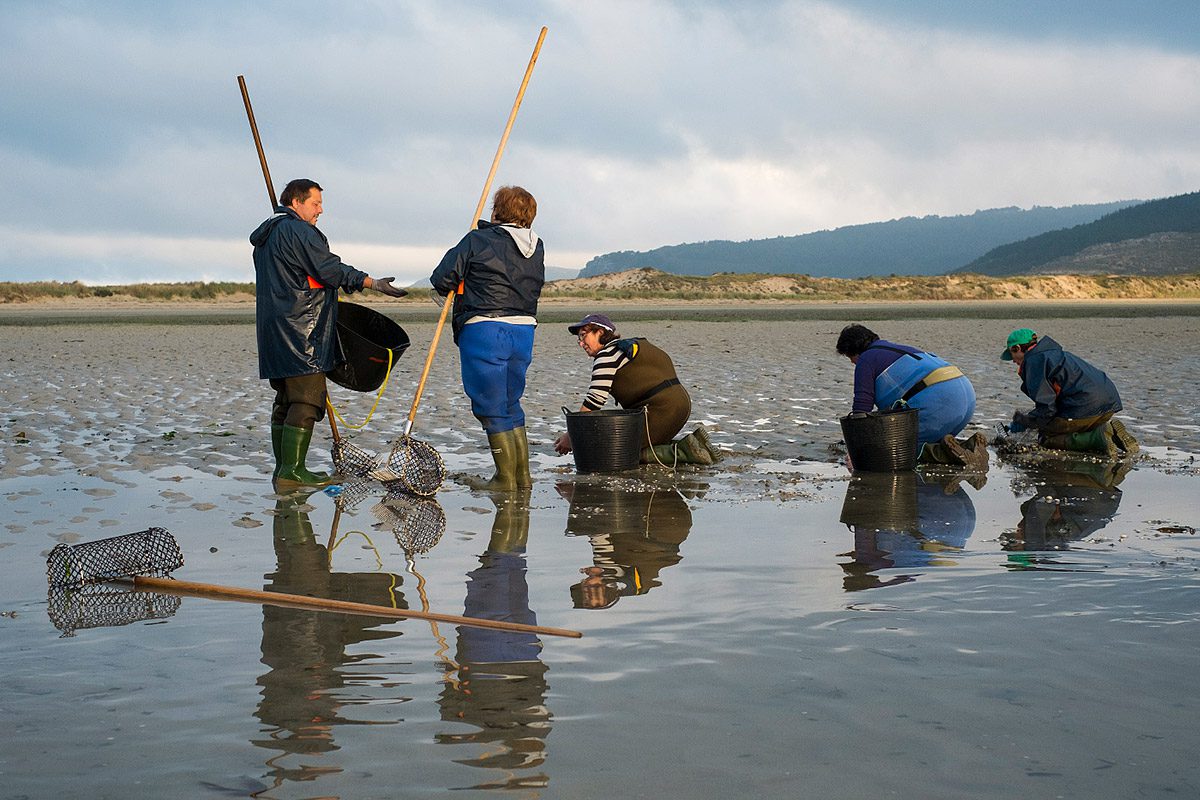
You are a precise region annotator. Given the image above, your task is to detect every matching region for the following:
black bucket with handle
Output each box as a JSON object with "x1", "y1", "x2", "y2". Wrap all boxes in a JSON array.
[
  {"x1": 328, "y1": 302, "x2": 410, "y2": 393},
  {"x1": 564, "y1": 407, "x2": 645, "y2": 474},
  {"x1": 840, "y1": 407, "x2": 920, "y2": 472}
]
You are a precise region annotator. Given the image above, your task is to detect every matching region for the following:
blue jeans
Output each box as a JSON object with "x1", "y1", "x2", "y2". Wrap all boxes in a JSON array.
[
  {"x1": 458, "y1": 321, "x2": 535, "y2": 435},
  {"x1": 909, "y1": 375, "x2": 976, "y2": 448}
]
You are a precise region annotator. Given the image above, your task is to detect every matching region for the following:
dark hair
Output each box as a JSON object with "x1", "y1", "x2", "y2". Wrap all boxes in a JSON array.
[
  {"x1": 836, "y1": 324, "x2": 879, "y2": 357},
  {"x1": 491, "y1": 185, "x2": 537, "y2": 227},
  {"x1": 280, "y1": 178, "x2": 322, "y2": 208},
  {"x1": 579, "y1": 323, "x2": 618, "y2": 344}
]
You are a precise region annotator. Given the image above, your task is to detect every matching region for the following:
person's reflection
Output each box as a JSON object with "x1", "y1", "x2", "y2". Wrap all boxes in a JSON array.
[
  {"x1": 436, "y1": 491, "x2": 551, "y2": 790},
  {"x1": 253, "y1": 489, "x2": 406, "y2": 788},
  {"x1": 839, "y1": 470, "x2": 978, "y2": 591},
  {"x1": 557, "y1": 479, "x2": 695, "y2": 609},
  {"x1": 1003, "y1": 458, "x2": 1129, "y2": 552}
]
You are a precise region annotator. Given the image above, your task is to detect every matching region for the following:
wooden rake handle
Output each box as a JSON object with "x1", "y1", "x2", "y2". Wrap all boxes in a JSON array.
[
  {"x1": 130, "y1": 574, "x2": 582, "y2": 638},
  {"x1": 403, "y1": 26, "x2": 548, "y2": 437}
]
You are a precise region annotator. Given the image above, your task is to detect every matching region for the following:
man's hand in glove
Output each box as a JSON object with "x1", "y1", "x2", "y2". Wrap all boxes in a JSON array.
[
  {"x1": 1009, "y1": 410, "x2": 1034, "y2": 433},
  {"x1": 371, "y1": 277, "x2": 408, "y2": 298}
]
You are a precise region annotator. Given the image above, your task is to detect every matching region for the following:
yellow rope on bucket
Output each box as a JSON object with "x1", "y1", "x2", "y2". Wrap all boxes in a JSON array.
[{"x1": 326, "y1": 346, "x2": 395, "y2": 430}]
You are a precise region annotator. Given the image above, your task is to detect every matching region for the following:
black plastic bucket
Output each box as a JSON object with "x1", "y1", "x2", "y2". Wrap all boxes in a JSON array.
[
  {"x1": 564, "y1": 407, "x2": 645, "y2": 474},
  {"x1": 840, "y1": 407, "x2": 919, "y2": 472},
  {"x1": 328, "y1": 302, "x2": 410, "y2": 393}
]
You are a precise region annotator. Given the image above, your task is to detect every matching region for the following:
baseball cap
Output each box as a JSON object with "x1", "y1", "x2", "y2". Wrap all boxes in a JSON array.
[
  {"x1": 567, "y1": 313, "x2": 616, "y2": 335},
  {"x1": 1001, "y1": 328, "x2": 1037, "y2": 361}
]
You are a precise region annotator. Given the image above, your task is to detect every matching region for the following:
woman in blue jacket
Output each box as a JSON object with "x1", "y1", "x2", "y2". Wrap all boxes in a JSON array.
[
  {"x1": 431, "y1": 186, "x2": 545, "y2": 491},
  {"x1": 837, "y1": 324, "x2": 986, "y2": 468}
]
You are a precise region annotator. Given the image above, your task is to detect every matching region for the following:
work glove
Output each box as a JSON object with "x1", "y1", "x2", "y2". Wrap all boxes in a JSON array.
[
  {"x1": 1008, "y1": 410, "x2": 1034, "y2": 433},
  {"x1": 430, "y1": 289, "x2": 449, "y2": 306},
  {"x1": 372, "y1": 277, "x2": 408, "y2": 298}
]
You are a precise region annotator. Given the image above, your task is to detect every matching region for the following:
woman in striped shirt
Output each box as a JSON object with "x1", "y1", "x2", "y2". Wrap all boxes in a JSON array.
[{"x1": 553, "y1": 314, "x2": 721, "y2": 465}]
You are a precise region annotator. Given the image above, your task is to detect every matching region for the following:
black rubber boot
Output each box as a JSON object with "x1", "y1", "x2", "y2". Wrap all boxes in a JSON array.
[{"x1": 275, "y1": 424, "x2": 336, "y2": 488}]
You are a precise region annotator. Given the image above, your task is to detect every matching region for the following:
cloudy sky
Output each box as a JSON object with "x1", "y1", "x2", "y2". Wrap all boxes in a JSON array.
[{"x1": 3, "y1": 0, "x2": 1198, "y2": 285}]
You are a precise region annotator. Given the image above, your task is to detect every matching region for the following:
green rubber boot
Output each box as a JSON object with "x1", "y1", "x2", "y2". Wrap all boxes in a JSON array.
[
  {"x1": 466, "y1": 430, "x2": 519, "y2": 492},
  {"x1": 511, "y1": 426, "x2": 532, "y2": 489},
  {"x1": 1047, "y1": 427, "x2": 1117, "y2": 457},
  {"x1": 1108, "y1": 420, "x2": 1139, "y2": 455},
  {"x1": 641, "y1": 431, "x2": 713, "y2": 466},
  {"x1": 271, "y1": 423, "x2": 284, "y2": 478},
  {"x1": 275, "y1": 424, "x2": 336, "y2": 487},
  {"x1": 918, "y1": 441, "x2": 957, "y2": 464}
]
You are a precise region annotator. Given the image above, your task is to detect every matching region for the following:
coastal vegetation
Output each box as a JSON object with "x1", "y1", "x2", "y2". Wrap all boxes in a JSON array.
[
  {"x1": 6, "y1": 270, "x2": 1200, "y2": 305},
  {"x1": 542, "y1": 268, "x2": 1200, "y2": 301}
]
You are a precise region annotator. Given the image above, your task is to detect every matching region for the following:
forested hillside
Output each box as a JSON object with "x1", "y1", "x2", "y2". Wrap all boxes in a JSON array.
[
  {"x1": 580, "y1": 202, "x2": 1134, "y2": 278},
  {"x1": 959, "y1": 192, "x2": 1200, "y2": 275}
]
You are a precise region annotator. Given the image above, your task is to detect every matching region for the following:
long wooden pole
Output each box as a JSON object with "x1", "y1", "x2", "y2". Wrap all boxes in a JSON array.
[
  {"x1": 402, "y1": 25, "x2": 548, "y2": 437},
  {"x1": 238, "y1": 75, "x2": 277, "y2": 207},
  {"x1": 129, "y1": 574, "x2": 582, "y2": 638}
]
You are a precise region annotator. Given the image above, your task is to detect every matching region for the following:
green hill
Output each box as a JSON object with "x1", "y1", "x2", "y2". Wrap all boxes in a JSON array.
[
  {"x1": 580, "y1": 201, "x2": 1135, "y2": 279},
  {"x1": 959, "y1": 191, "x2": 1200, "y2": 276}
]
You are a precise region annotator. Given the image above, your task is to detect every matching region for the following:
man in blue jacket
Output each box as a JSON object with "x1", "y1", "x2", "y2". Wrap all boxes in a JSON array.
[
  {"x1": 1003, "y1": 328, "x2": 1138, "y2": 457},
  {"x1": 251, "y1": 178, "x2": 407, "y2": 487}
]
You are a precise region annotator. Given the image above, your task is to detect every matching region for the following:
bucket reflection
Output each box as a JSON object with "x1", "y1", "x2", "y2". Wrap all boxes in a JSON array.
[
  {"x1": 838, "y1": 470, "x2": 978, "y2": 591},
  {"x1": 557, "y1": 480, "x2": 696, "y2": 609}
]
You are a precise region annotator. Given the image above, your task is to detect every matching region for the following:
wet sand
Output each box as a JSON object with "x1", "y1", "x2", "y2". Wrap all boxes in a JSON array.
[{"x1": 3, "y1": 304, "x2": 1198, "y2": 490}]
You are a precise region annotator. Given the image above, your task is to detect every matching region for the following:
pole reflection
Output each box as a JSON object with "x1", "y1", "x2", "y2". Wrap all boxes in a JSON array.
[
  {"x1": 838, "y1": 470, "x2": 979, "y2": 591},
  {"x1": 556, "y1": 480, "x2": 696, "y2": 609},
  {"x1": 253, "y1": 489, "x2": 408, "y2": 791},
  {"x1": 436, "y1": 491, "x2": 552, "y2": 792}
]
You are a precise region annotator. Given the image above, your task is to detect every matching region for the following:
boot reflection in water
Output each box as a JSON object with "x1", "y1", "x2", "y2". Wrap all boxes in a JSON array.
[
  {"x1": 436, "y1": 492, "x2": 550, "y2": 783},
  {"x1": 255, "y1": 493, "x2": 406, "y2": 784}
]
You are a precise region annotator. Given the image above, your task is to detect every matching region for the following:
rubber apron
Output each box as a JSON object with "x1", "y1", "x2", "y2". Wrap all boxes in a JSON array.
[{"x1": 871, "y1": 347, "x2": 952, "y2": 410}]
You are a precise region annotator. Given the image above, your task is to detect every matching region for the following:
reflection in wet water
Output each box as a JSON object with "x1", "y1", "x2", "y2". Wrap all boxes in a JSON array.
[
  {"x1": 838, "y1": 470, "x2": 979, "y2": 591},
  {"x1": 557, "y1": 480, "x2": 698, "y2": 609},
  {"x1": 254, "y1": 491, "x2": 407, "y2": 790},
  {"x1": 436, "y1": 492, "x2": 551, "y2": 792},
  {"x1": 1002, "y1": 458, "x2": 1129, "y2": 555}
]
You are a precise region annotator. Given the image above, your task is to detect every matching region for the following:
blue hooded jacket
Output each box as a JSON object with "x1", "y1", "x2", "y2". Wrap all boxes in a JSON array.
[
  {"x1": 1019, "y1": 335, "x2": 1122, "y2": 424},
  {"x1": 250, "y1": 207, "x2": 368, "y2": 380}
]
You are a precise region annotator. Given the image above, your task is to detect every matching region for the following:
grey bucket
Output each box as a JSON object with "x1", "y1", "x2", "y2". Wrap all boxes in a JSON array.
[
  {"x1": 564, "y1": 407, "x2": 645, "y2": 474},
  {"x1": 840, "y1": 407, "x2": 919, "y2": 472}
]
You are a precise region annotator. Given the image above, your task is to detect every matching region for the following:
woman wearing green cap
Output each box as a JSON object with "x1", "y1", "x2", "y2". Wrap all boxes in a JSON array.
[
  {"x1": 1003, "y1": 328, "x2": 1138, "y2": 456},
  {"x1": 553, "y1": 313, "x2": 720, "y2": 465}
]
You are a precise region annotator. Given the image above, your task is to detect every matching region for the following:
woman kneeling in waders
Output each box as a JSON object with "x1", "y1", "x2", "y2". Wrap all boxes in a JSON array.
[
  {"x1": 836, "y1": 324, "x2": 987, "y2": 470},
  {"x1": 553, "y1": 314, "x2": 721, "y2": 466}
]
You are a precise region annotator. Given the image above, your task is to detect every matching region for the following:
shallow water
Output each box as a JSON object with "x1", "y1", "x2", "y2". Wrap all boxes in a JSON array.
[{"x1": 2, "y1": 313, "x2": 1199, "y2": 798}]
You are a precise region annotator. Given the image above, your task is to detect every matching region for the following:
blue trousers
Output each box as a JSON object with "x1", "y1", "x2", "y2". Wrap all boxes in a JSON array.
[
  {"x1": 909, "y1": 375, "x2": 976, "y2": 448},
  {"x1": 458, "y1": 321, "x2": 535, "y2": 435}
]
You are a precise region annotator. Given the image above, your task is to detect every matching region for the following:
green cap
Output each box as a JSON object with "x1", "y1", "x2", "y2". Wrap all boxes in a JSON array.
[{"x1": 1001, "y1": 328, "x2": 1036, "y2": 361}]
